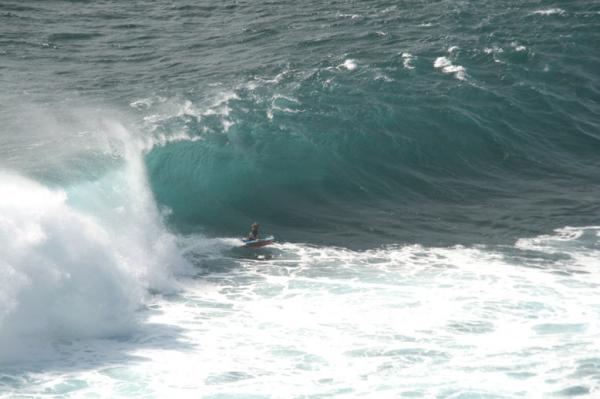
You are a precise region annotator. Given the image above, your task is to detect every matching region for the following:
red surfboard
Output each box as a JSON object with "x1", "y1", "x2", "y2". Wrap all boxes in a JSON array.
[{"x1": 241, "y1": 235, "x2": 275, "y2": 248}]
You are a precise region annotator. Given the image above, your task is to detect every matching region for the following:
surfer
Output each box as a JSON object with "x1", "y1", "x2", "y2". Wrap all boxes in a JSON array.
[
  {"x1": 247, "y1": 222, "x2": 259, "y2": 240},
  {"x1": 241, "y1": 224, "x2": 274, "y2": 247}
]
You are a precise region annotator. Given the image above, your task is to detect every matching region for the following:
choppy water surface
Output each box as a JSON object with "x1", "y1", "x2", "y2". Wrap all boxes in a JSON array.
[{"x1": 1, "y1": 0, "x2": 600, "y2": 397}]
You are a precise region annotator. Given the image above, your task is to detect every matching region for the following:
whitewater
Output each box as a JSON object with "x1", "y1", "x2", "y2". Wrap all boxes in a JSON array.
[{"x1": 2, "y1": 0, "x2": 600, "y2": 397}]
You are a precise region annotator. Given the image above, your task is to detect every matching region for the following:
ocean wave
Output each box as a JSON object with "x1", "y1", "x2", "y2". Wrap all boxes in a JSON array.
[
  {"x1": 134, "y1": 59, "x2": 600, "y2": 246},
  {"x1": 0, "y1": 115, "x2": 190, "y2": 363},
  {"x1": 1, "y1": 0, "x2": 600, "y2": 393}
]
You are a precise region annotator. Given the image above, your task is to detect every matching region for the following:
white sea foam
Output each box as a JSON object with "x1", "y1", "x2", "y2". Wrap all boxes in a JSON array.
[
  {"x1": 142, "y1": 131, "x2": 203, "y2": 150},
  {"x1": 130, "y1": 98, "x2": 153, "y2": 109},
  {"x1": 484, "y1": 46, "x2": 504, "y2": 54},
  {"x1": 532, "y1": 8, "x2": 566, "y2": 16},
  {"x1": 267, "y1": 94, "x2": 303, "y2": 120},
  {"x1": 129, "y1": 96, "x2": 166, "y2": 110},
  {"x1": 338, "y1": 13, "x2": 362, "y2": 21},
  {"x1": 434, "y1": 56, "x2": 466, "y2": 80},
  {"x1": 511, "y1": 42, "x2": 527, "y2": 52},
  {"x1": 253, "y1": 70, "x2": 289, "y2": 86},
  {"x1": 136, "y1": 92, "x2": 240, "y2": 138},
  {"x1": 340, "y1": 59, "x2": 357, "y2": 71},
  {"x1": 484, "y1": 46, "x2": 505, "y2": 63},
  {"x1": 0, "y1": 115, "x2": 189, "y2": 362},
  {"x1": 401, "y1": 52, "x2": 415, "y2": 70},
  {"x1": 0, "y1": 172, "x2": 140, "y2": 353},
  {"x1": 434, "y1": 56, "x2": 451, "y2": 69},
  {"x1": 11, "y1": 226, "x2": 600, "y2": 396}
]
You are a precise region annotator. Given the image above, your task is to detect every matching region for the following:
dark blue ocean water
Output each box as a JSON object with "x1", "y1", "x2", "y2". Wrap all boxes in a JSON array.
[
  {"x1": 2, "y1": 0, "x2": 599, "y2": 248},
  {"x1": 2, "y1": 2, "x2": 600, "y2": 397}
]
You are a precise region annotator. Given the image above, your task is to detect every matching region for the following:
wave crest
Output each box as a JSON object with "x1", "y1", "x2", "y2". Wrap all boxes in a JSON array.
[{"x1": 0, "y1": 116, "x2": 189, "y2": 362}]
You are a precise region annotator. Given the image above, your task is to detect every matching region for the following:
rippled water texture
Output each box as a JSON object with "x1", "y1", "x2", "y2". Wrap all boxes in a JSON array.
[
  {"x1": 2, "y1": 0, "x2": 600, "y2": 246},
  {"x1": 1, "y1": 0, "x2": 600, "y2": 397}
]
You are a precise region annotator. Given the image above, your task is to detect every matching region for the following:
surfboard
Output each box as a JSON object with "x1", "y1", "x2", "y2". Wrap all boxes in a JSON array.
[{"x1": 241, "y1": 235, "x2": 275, "y2": 248}]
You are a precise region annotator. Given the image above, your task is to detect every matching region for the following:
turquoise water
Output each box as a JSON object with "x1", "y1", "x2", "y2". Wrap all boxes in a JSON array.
[
  {"x1": 1, "y1": 1, "x2": 600, "y2": 397},
  {"x1": 3, "y1": 0, "x2": 600, "y2": 247}
]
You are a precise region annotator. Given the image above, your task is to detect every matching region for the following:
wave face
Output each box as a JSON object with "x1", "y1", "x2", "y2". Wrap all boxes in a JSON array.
[
  {"x1": 141, "y1": 73, "x2": 600, "y2": 248},
  {"x1": 1, "y1": 0, "x2": 600, "y2": 394},
  {"x1": 2, "y1": 0, "x2": 600, "y2": 247}
]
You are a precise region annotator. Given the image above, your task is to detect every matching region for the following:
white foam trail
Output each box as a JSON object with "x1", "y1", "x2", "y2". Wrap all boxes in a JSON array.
[
  {"x1": 250, "y1": 69, "x2": 290, "y2": 87},
  {"x1": 515, "y1": 226, "x2": 600, "y2": 270},
  {"x1": 141, "y1": 131, "x2": 203, "y2": 151},
  {"x1": 434, "y1": 56, "x2": 466, "y2": 80},
  {"x1": 129, "y1": 96, "x2": 166, "y2": 110},
  {"x1": 134, "y1": 92, "x2": 240, "y2": 140},
  {"x1": 267, "y1": 94, "x2": 304, "y2": 120},
  {"x1": 532, "y1": 8, "x2": 566, "y2": 16}
]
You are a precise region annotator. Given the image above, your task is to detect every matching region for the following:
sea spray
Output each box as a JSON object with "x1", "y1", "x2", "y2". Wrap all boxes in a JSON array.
[
  {"x1": 0, "y1": 172, "x2": 141, "y2": 357},
  {"x1": 1, "y1": 0, "x2": 600, "y2": 395},
  {"x1": 0, "y1": 117, "x2": 189, "y2": 362}
]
